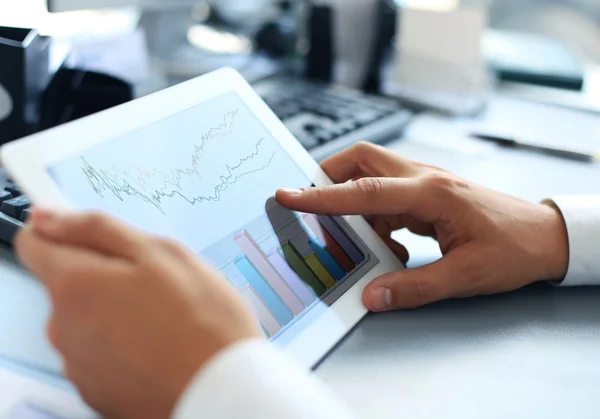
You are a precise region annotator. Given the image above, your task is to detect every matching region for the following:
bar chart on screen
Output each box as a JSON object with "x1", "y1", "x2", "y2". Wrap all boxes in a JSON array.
[{"x1": 200, "y1": 201, "x2": 375, "y2": 340}]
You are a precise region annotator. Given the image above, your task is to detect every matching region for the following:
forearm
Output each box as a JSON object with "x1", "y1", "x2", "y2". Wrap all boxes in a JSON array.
[{"x1": 173, "y1": 339, "x2": 359, "y2": 419}]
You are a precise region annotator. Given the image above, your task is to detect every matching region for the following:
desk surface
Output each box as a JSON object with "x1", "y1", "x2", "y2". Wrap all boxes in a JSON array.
[{"x1": 1, "y1": 133, "x2": 600, "y2": 418}]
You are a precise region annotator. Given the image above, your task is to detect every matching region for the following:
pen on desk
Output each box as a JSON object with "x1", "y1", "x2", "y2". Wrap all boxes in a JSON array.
[{"x1": 470, "y1": 133, "x2": 600, "y2": 163}]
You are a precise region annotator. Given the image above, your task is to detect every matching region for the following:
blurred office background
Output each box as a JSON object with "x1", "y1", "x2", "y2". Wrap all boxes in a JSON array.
[
  {"x1": 2, "y1": 0, "x2": 600, "y2": 66},
  {"x1": 1, "y1": 0, "x2": 600, "y2": 151}
]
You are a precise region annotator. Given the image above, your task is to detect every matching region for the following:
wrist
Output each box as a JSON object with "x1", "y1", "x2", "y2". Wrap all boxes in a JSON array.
[{"x1": 538, "y1": 200, "x2": 569, "y2": 281}]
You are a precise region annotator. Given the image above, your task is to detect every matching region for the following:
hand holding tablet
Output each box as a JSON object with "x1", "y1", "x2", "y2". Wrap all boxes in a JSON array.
[
  {"x1": 1, "y1": 68, "x2": 404, "y2": 370},
  {"x1": 16, "y1": 209, "x2": 260, "y2": 419},
  {"x1": 279, "y1": 142, "x2": 570, "y2": 310}
]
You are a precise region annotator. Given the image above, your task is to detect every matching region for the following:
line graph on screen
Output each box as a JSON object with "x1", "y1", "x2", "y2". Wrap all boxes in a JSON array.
[{"x1": 78, "y1": 109, "x2": 277, "y2": 214}]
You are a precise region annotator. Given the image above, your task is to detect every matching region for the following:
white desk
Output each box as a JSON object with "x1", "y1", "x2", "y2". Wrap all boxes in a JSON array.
[{"x1": 1, "y1": 118, "x2": 600, "y2": 418}]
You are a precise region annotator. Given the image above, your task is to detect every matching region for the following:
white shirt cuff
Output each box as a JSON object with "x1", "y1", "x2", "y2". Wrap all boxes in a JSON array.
[
  {"x1": 550, "y1": 196, "x2": 600, "y2": 286},
  {"x1": 172, "y1": 339, "x2": 358, "y2": 419}
]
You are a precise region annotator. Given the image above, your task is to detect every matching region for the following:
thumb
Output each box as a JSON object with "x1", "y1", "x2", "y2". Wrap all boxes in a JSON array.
[{"x1": 363, "y1": 248, "x2": 473, "y2": 311}]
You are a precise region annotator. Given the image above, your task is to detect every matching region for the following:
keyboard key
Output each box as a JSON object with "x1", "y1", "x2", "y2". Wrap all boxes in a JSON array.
[
  {"x1": 328, "y1": 124, "x2": 346, "y2": 137},
  {"x1": 337, "y1": 119, "x2": 359, "y2": 134},
  {"x1": 0, "y1": 212, "x2": 21, "y2": 243},
  {"x1": 20, "y1": 208, "x2": 32, "y2": 223},
  {"x1": 303, "y1": 123, "x2": 319, "y2": 133},
  {"x1": 1, "y1": 196, "x2": 31, "y2": 220},
  {"x1": 0, "y1": 190, "x2": 12, "y2": 204},
  {"x1": 355, "y1": 110, "x2": 383, "y2": 125},
  {"x1": 314, "y1": 130, "x2": 335, "y2": 143},
  {"x1": 5, "y1": 185, "x2": 22, "y2": 197}
]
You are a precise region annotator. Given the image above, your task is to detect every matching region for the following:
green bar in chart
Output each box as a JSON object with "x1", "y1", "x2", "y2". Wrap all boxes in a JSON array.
[
  {"x1": 281, "y1": 242, "x2": 326, "y2": 297},
  {"x1": 304, "y1": 253, "x2": 337, "y2": 289}
]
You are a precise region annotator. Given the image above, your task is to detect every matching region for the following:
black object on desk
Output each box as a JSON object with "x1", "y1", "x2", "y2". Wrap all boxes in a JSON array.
[
  {"x1": 39, "y1": 68, "x2": 133, "y2": 130},
  {"x1": 0, "y1": 27, "x2": 51, "y2": 145},
  {"x1": 485, "y1": 30, "x2": 585, "y2": 91},
  {"x1": 305, "y1": 5, "x2": 334, "y2": 83}
]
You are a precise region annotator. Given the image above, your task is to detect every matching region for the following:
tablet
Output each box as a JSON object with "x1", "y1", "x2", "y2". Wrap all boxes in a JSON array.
[{"x1": 1, "y1": 68, "x2": 404, "y2": 370}]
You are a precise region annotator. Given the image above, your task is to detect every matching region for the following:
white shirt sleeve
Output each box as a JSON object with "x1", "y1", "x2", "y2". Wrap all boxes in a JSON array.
[
  {"x1": 172, "y1": 339, "x2": 359, "y2": 419},
  {"x1": 550, "y1": 195, "x2": 600, "y2": 286}
]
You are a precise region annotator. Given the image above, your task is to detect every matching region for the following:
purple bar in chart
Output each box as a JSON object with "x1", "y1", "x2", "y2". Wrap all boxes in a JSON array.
[
  {"x1": 268, "y1": 248, "x2": 316, "y2": 306},
  {"x1": 235, "y1": 231, "x2": 305, "y2": 316},
  {"x1": 318, "y1": 216, "x2": 365, "y2": 265},
  {"x1": 239, "y1": 285, "x2": 281, "y2": 337}
]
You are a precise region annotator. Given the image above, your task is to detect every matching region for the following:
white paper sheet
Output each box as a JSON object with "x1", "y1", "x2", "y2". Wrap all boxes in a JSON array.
[{"x1": 386, "y1": 6, "x2": 489, "y2": 115}]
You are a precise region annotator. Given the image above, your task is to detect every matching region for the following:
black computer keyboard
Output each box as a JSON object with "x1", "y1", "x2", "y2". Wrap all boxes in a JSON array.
[
  {"x1": 0, "y1": 77, "x2": 413, "y2": 246},
  {"x1": 254, "y1": 76, "x2": 413, "y2": 161},
  {"x1": 0, "y1": 169, "x2": 29, "y2": 245}
]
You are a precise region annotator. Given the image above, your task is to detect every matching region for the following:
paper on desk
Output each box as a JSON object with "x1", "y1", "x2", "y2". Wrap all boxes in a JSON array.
[
  {"x1": 0, "y1": 363, "x2": 95, "y2": 419},
  {"x1": 463, "y1": 96, "x2": 600, "y2": 151},
  {"x1": 404, "y1": 114, "x2": 498, "y2": 157},
  {"x1": 404, "y1": 96, "x2": 600, "y2": 155}
]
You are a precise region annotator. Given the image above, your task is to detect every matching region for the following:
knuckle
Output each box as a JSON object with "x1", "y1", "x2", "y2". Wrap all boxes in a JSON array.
[
  {"x1": 354, "y1": 177, "x2": 384, "y2": 199},
  {"x1": 83, "y1": 211, "x2": 110, "y2": 229},
  {"x1": 421, "y1": 172, "x2": 454, "y2": 189},
  {"x1": 420, "y1": 173, "x2": 470, "y2": 196},
  {"x1": 412, "y1": 277, "x2": 430, "y2": 305},
  {"x1": 393, "y1": 276, "x2": 431, "y2": 308},
  {"x1": 155, "y1": 237, "x2": 189, "y2": 258},
  {"x1": 351, "y1": 141, "x2": 376, "y2": 154},
  {"x1": 64, "y1": 212, "x2": 107, "y2": 238},
  {"x1": 302, "y1": 187, "x2": 333, "y2": 210},
  {"x1": 309, "y1": 186, "x2": 330, "y2": 201},
  {"x1": 351, "y1": 141, "x2": 381, "y2": 163}
]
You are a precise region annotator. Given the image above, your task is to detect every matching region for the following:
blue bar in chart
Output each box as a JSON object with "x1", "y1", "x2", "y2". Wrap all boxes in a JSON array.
[
  {"x1": 235, "y1": 256, "x2": 294, "y2": 326},
  {"x1": 308, "y1": 238, "x2": 346, "y2": 281}
]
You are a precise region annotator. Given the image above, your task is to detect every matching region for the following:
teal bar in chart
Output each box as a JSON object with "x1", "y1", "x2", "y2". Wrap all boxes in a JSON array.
[
  {"x1": 308, "y1": 238, "x2": 346, "y2": 281},
  {"x1": 235, "y1": 256, "x2": 294, "y2": 326}
]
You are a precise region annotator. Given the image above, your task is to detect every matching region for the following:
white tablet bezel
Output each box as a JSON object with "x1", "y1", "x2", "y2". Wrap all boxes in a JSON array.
[{"x1": 0, "y1": 67, "x2": 405, "y2": 370}]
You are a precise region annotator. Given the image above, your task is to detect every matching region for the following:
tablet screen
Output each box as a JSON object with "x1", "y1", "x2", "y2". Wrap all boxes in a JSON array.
[{"x1": 46, "y1": 92, "x2": 379, "y2": 342}]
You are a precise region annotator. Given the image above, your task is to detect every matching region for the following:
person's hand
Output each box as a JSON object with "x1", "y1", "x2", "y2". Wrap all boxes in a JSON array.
[
  {"x1": 277, "y1": 142, "x2": 569, "y2": 311},
  {"x1": 15, "y1": 209, "x2": 259, "y2": 419}
]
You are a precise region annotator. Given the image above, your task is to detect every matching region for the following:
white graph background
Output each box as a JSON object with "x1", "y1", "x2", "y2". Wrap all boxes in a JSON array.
[{"x1": 48, "y1": 92, "x2": 312, "y2": 253}]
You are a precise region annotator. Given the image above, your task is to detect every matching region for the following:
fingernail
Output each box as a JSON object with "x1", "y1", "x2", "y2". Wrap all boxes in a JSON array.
[
  {"x1": 279, "y1": 188, "x2": 303, "y2": 196},
  {"x1": 370, "y1": 287, "x2": 392, "y2": 311}
]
